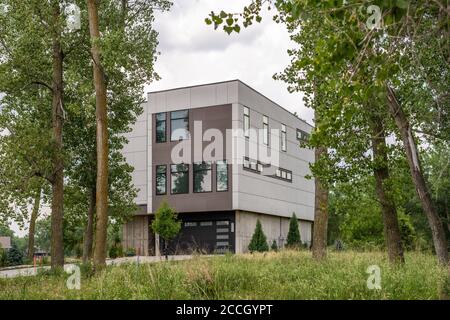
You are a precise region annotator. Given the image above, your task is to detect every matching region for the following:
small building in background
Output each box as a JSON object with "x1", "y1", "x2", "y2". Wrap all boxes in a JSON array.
[{"x1": 0, "y1": 236, "x2": 11, "y2": 250}]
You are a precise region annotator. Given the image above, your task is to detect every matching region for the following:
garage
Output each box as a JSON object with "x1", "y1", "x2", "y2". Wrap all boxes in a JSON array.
[{"x1": 161, "y1": 212, "x2": 235, "y2": 254}]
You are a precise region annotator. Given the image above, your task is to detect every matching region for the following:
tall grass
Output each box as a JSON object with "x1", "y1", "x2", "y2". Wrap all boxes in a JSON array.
[{"x1": 0, "y1": 251, "x2": 447, "y2": 300}]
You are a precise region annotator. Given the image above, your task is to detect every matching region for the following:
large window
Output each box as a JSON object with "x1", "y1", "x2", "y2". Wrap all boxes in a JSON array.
[
  {"x1": 263, "y1": 115, "x2": 269, "y2": 145},
  {"x1": 243, "y1": 106, "x2": 250, "y2": 138},
  {"x1": 281, "y1": 124, "x2": 287, "y2": 152},
  {"x1": 155, "y1": 112, "x2": 166, "y2": 143},
  {"x1": 171, "y1": 164, "x2": 189, "y2": 194},
  {"x1": 171, "y1": 110, "x2": 189, "y2": 141},
  {"x1": 193, "y1": 162, "x2": 212, "y2": 193},
  {"x1": 156, "y1": 165, "x2": 167, "y2": 195},
  {"x1": 216, "y1": 160, "x2": 228, "y2": 192}
]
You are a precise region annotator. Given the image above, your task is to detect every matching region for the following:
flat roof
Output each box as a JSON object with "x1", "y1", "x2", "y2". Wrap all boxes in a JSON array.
[{"x1": 147, "y1": 79, "x2": 314, "y2": 128}]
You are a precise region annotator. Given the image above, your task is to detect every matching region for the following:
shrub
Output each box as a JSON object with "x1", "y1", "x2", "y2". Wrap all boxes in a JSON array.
[
  {"x1": 271, "y1": 240, "x2": 278, "y2": 251},
  {"x1": 248, "y1": 220, "x2": 269, "y2": 252},
  {"x1": 6, "y1": 243, "x2": 23, "y2": 266},
  {"x1": 286, "y1": 213, "x2": 301, "y2": 248},
  {"x1": 124, "y1": 248, "x2": 136, "y2": 257},
  {"x1": 0, "y1": 248, "x2": 7, "y2": 267},
  {"x1": 151, "y1": 201, "x2": 181, "y2": 258},
  {"x1": 109, "y1": 246, "x2": 120, "y2": 259}
]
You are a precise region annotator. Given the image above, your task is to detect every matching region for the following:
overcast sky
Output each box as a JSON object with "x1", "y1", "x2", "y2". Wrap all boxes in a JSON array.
[
  {"x1": 145, "y1": 0, "x2": 313, "y2": 124},
  {"x1": 10, "y1": 0, "x2": 312, "y2": 237}
]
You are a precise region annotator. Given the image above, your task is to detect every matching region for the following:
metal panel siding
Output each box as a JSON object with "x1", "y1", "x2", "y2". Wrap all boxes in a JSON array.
[{"x1": 233, "y1": 82, "x2": 315, "y2": 221}]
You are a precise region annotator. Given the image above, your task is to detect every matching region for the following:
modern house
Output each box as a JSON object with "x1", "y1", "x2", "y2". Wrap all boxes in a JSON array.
[{"x1": 121, "y1": 80, "x2": 315, "y2": 255}]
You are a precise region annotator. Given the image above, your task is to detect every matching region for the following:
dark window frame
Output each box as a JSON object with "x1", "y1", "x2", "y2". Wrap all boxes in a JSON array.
[
  {"x1": 170, "y1": 109, "x2": 189, "y2": 142},
  {"x1": 193, "y1": 161, "x2": 213, "y2": 193},
  {"x1": 274, "y1": 167, "x2": 293, "y2": 183},
  {"x1": 296, "y1": 128, "x2": 310, "y2": 144},
  {"x1": 155, "y1": 112, "x2": 167, "y2": 143},
  {"x1": 281, "y1": 124, "x2": 287, "y2": 152},
  {"x1": 243, "y1": 157, "x2": 263, "y2": 174},
  {"x1": 170, "y1": 163, "x2": 189, "y2": 194},
  {"x1": 216, "y1": 160, "x2": 229, "y2": 192},
  {"x1": 243, "y1": 106, "x2": 250, "y2": 138},
  {"x1": 155, "y1": 165, "x2": 167, "y2": 195},
  {"x1": 263, "y1": 115, "x2": 269, "y2": 146}
]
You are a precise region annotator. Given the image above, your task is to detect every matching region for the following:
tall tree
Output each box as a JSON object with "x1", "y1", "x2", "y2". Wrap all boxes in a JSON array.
[
  {"x1": 206, "y1": 0, "x2": 448, "y2": 266},
  {"x1": 27, "y1": 188, "x2": 41, "y2": 260},
  {"x1": 370, "y1": 114, "x2": 404, "y2": 263},
  {"x1": 86, "y1": 0, "x2": 109, "y2": 269},
  {"x1": 49, "y1": 0, "x2": 65, "y2": 268}
]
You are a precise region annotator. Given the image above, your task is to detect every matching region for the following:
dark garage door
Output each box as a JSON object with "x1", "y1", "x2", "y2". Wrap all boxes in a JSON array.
[{"x1": 164, "y1": 219, "x2": 234, "y2": 254}]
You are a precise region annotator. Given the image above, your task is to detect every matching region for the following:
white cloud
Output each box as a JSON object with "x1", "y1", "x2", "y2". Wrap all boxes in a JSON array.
[{"x1": 146, "y1": 0, "x2": 314, "y2": 124}]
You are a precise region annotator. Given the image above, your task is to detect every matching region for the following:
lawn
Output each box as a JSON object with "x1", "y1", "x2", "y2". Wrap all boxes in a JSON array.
[{"x1": 0, "y1": 250, "x2": 448, "y2": 300}]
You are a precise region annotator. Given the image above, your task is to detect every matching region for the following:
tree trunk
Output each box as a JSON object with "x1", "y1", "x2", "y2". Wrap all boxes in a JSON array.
[
  {"x1": 386, "y1": 85, "x2": 449, "y2": 265},
  {"x1": 312, "y1": 104, "x2": 328, "y2": 260},
  {"x1": 82, "y1": 187, "x2": 96, "y2": 264},
  {"x1": 50, "y1": 0, "x2": 65, "y2": 269},
  {"x1": 370, "y1": 115, "x2": 405, "y2": 264},
  {"x1": 87, "y1": 0, "x2": 109, "y2": 269},
  {"x1": 445, "y1": 197, "x2": 450, "y2": 234},
  {"x1": 27, "y1": 189, "x2": 41, "y2": 261}
]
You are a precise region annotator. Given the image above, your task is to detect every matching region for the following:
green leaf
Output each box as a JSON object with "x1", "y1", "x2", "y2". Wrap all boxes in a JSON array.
[
  {"x1": 395, "y1": 0, "x2": 409, "y2": 9},
  {"x1": 219, "y1": 10, "x2": 227, "y2": 19}
]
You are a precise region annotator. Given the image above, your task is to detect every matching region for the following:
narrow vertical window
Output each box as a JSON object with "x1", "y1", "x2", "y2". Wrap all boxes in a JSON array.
[
  {"x1": 216, "y1": 160, "x2": 228, "y2": 192},
  {"x1": 171, "y1": 164, "x2": 189, "y2": 194},
  {"x1": 281, "y1": 124, "x2": 287, "y2": 152},
  {"x1": 263, "y1": 115, "x2": 269, "y2": 145},
  {"x1": 156, "y1": 165, "x2": 167, "y2": 195},
  {"x1": 193, "y1": 162, "x2": 212, "y2": 193},
  {"x1": 171, "y1": 110, "x2": 189, "y2": 141},
  {"x1": 155, "y1": 112, "x2": 166, "y2": 143},
  {"x1": 243, "y1": 106, "x2": 250, "y2": 138}
]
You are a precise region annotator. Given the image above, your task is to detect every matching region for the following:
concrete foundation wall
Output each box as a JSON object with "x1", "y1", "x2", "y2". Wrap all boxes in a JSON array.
[
  {"x1": 235, "y1": 210, "x2": 312, "y2": 254},
  {"x1": 122, "y1": 215, "x2": 150, "y2": 256}
]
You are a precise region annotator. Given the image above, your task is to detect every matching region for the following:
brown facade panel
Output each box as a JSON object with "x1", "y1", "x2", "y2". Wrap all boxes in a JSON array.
[{"x1": 152, "y1": 104, "x2": 233, "y2": 213}]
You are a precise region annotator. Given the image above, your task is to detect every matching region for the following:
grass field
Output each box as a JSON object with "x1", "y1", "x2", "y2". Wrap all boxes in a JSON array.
[{"x1": 0, "y1": 250, "x2": 448, "y2": 300}]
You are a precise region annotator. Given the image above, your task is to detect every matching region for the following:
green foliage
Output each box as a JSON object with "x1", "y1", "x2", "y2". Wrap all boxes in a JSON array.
[
  {"x1": 124, "y1": 248, "x2": 136, "y2": 257},
  {"x1": 207, "y1": 0, "x2": 449, "y2": 260},
  {"x1": 286, "y1": 213, "x2": 301, "y2": 247},
  {"x1": 6, "y1": 242, "x2": 23, "y2": 266},
  {"x1": 151, "y1": 201, "x2": 181, "y2": 243},
  {"x1": 108, "y1": 227, "x2": 123, "y2": 259},
  {"x1": 35, "y1": 217, "x2": 51, "y2": 253},
  {"x1": 328, "y1": 178, "x2": 422, "y2": 250},
  {"x1": 108, "y1": 245, "x2": 123, "y2": 259},
  {"x1": 248, "y1": 220, "x2": 269, "y2": 252},
  {"x1": 0, "y1": 251, "x2": 447, "y2": 299},
  {"x1": 0, "y1": 0, "x2": 171, "y2": 261},
  {"x1": 271, "y1": 240, "x2": 278, "y2": 251},
  {"x1": 0, "y1": 248, "x2": 7, "y2": 267}
]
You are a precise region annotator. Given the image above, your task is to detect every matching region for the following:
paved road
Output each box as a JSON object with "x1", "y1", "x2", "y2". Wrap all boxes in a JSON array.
[{"x1": 0, "y1": 255, "x2": 195, "y2": 279}]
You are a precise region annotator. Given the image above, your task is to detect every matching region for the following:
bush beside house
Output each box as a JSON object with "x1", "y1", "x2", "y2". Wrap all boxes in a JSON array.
[
  {"x1": 286, "y1": 213, "x2": 302, "y2": 248},
  {"x1": 248, "y1": 219, "x2": 269, "y2": 252}
]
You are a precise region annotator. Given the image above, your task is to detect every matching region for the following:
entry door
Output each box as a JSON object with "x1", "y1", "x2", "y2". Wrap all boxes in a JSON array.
[{"x1": 215, "y1": 220, "x2": 234, "y2": 253}]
